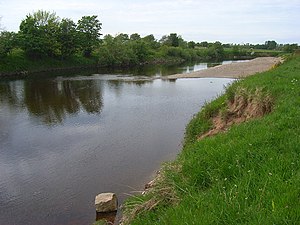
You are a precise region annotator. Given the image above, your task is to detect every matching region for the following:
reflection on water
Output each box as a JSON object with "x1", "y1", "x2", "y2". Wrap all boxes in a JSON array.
[
  {"x1": 1, "y1": 79, "x2": 103, "y2": 125},
  {"x1": 0, "y1": 60, "x2": 231, "y2": 126},
  {"x1": 0, "y1": 81, "x2": 23, "y2": 107},
  {"x1": 0, "y1": 63, "x2": 234, "y2": 225},
  {"x1": 96, "y1": 211, "x2": 117, "y2": 224},
  {"x1": 99, "y1": 60, "x2": 247, "y2": 77}
]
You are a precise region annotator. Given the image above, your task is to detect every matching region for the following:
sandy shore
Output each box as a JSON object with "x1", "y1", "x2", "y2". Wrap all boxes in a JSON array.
[{"x1": 165, "y1": 57, "x2": 282, "y2": 80}]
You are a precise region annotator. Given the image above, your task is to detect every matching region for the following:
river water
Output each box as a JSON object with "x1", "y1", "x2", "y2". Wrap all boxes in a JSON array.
[{"x1": 0, "y1": 62, "x2": 234, "y2": 225}]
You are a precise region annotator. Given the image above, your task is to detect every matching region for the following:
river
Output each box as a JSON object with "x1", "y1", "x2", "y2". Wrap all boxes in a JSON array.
[{"x1": 0, "y1": 61, "x2": 235, "y2": 225}]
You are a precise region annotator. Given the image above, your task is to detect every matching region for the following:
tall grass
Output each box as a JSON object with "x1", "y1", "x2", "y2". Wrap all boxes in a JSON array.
[{"x1": 122, "y1": 55, "x2": 300, "y2": 224}]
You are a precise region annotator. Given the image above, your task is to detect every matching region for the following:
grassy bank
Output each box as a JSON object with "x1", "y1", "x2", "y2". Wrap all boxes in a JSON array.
[
  {"x1": 122, "y1": 55, "x2": 300, "y2": 224},
  {"x1": 0, "y1": 49, "x2": 98, "y2": 76}
]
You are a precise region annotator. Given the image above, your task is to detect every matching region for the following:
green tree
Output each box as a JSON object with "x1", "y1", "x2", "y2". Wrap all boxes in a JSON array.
[
  {"x1": 58, "y1": 18, "x2": 78, "y2": 58},
  {"x1": 130, "y1": 33, "x2": 141, "y2": 41},
  {"x1": 115, "y1": 33, "x2": 129, "y2": 43},
  {"x1": 129, "y1": 40, "x2": 151, "y2": 63},
  {"x1": 199, "y1": 41, "x2": 209, "y2": 47},
  {"x1": 102, "y1": 34, "x2": 114, "y2": 45},
  {"x1": 18, "y1": 10, "x2": 60, "y2": 58},
  {"x1": 265, "y1": 40, "x2": 277, "y2": 50},
  {"x1": 232, "y1": 45, "x2": 240, "y2": 56},
  {"x1": 188, "y1": 41, "x2": 196, "y2": 49},
  {"x1": 142, "y1": 34, "x2": 159, "y2": 49},
  {"x1": 77, "y1": 15, "x2": 102, "y2": 57},
  {"x1": 0, "y1": 31, "x2": 15, "y2": 58},
  {"x1": 160, "y1": 33, "x2": 183, "y2": 47},
  {"x1": 208, "y1": 41, "x2": 224, "y2": 60},
  {"x1": 283, "y1": 43, "x2": 298, "y2": 53}
]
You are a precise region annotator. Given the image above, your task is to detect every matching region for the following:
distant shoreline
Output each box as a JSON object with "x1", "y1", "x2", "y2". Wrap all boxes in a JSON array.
[{"x1": 164, "y1": 57, "x2": 283, "y2": 79}]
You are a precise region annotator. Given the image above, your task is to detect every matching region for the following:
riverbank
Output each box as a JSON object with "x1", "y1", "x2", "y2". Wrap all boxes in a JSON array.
[
  {"x1": 100, "y1": 57, "x2": 285, "y2": 83},
  {"x1": 0, "y1": 52, "x2": 98, "y2": 79},
  {"x1": 0, "y1": 48, "x2": 282, "y2": 80},
  {"x1": 0, "y1": 53, "x2": 186, "y2": 79},
  {"x1": 122, "y1": 55, "x2": 300, "y2": 224},
  {"x1": 165, "y1": 57, "x2": 283, "y2": 79}
]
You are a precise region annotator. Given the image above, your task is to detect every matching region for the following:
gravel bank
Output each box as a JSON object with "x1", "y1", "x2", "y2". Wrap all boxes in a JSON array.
[{"x1": 165, "y1": 57, "x2": 282, "y2": 79}]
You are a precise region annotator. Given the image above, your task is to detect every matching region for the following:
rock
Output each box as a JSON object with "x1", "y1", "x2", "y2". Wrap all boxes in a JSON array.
[
  {"x1": 145, "y1": 179, "x2": 155, "y2": 190},
  {"x1": 95, "y1": 193, "x2": 118, "y2": 213}
]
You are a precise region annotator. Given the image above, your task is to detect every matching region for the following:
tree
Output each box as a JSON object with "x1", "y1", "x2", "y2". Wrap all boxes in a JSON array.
[
  {"x1": 142, "y1": 34, "x2": 159, "y2": 49},
  {"x1": 77, "y1": 15, "x2": 102, "y2": 57},
  {"x1": 129, "y1": 40, "x2": 151, "y2": 63},
  {"x1": 283, "y1": 43, "x2": 298, "y2": 53},
  {"x1": 115, "y1": 33, "x2": 129, "y2": 43},
  {"x1": 199, "y1": 41, "x2": 209, "y2": 47},
  {"x1": 232, "y1": 45, "x2": 240, "y2": 56},
  {"x1": 188, "y1": 41, "x2": 196, "y2": 49},
  {"x1": 0, "y1": 31, "x2": 15, "y2": 58},
  {"x1": 208, "y1": 41, "x2": 225, "y2": 60},
  {"x1": 58, "y1": 18, "x2": 78, "y2": 58},
  {"x1": 265, "y1": 40, "x2": 277, "y2": 50},
  {"x1": 130, "y1": 33, "x2": 141, "y2": 41},
  {"x1": 160, "y1": 33, "x2": 183, "y2": 47},
  {"x1": 18, "y1": 10, "x2": 60, "y2": 58}
]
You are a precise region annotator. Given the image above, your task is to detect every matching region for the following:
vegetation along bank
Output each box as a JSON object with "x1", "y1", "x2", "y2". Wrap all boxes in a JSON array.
[
  {"x1": 0, "y1": 10, "x2": 298, "y2": 78},
  {"x1": 122, "y1": 55, "x2": 300, "y2": 224}
]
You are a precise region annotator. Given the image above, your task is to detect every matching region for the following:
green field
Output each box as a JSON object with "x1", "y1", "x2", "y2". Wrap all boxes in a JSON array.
[{"x1": 122, "y1": 55, "x2": 300, "y2": 224}]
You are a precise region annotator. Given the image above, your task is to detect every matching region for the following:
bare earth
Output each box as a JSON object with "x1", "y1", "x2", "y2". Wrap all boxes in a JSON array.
[{"x1": 165, "y1": 57, "x2": 282, "y2": 79}]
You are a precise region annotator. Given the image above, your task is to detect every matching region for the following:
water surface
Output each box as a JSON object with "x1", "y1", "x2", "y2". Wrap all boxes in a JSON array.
[{"x1": 0, "y1": 63, "x2": 234, "y2": 225}]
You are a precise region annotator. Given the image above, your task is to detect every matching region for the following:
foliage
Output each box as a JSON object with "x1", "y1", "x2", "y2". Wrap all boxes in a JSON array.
[
  {"x1": 265, "y1": 40, "x2": 278, "y2": 50},
  {"x1": 18, "y1": 10, "x2": 60, "y2": 58},
  {"x1": 188, "y1": 41, "x2": 196, "y2": 49},
  {"x1": 160, "y1": 33, "x2": 185, "y2": 47},
  {"x1": 142, "y1": 35, "x2": 160, "y2": 49},
  {"x1": 77, "y1": 15, "x2": 102, "y2": 57},
  {"x1": 283, "y1": 44, "x2": 298, "y2": 53},
  {"x1": 94, "y1": 33, "x2": 153, "y2": 67},
  {"x1": 130, "y1": 33, "x2": 141, "y2": 41},
  {"x1": 0, "y1": 48, "x2": 97, "y2": 73},
  {"x1": 58, "y1": 18, "x2": 78, "y2": 59},
  {"x1": 207, "y1": 41, "x2": 225, "y2": 60},
  {"x1": 5, "y1": 10, "x2": 103, "y2": 61},
  {"x1": 0, "y1": 31, "x2": 15, "y2": 58}
]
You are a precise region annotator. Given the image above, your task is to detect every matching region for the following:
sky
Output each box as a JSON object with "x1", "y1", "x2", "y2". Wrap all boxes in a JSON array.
[{"x1": 0, "y1": 0, "x2": 299, "y2": 44}]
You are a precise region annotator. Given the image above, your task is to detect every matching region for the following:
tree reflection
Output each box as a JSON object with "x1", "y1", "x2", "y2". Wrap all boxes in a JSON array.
[
  {"x1": 71, "y1": 80, "x2": 103, "y2": 114},
  {"x1": 0, "y1": 81, "x2": 23, "y2": 107},
  {"x1": 21, "y1": 79, "x2": 103, "y2": 125}
]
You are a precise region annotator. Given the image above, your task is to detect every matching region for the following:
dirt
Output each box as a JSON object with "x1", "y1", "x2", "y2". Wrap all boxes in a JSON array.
[
  {"x1": 198, "y1": 87, "x2": 273, "y2": 140},
  {"x1": 165, "y1": 57, "x2": 283, "y2": 79}
]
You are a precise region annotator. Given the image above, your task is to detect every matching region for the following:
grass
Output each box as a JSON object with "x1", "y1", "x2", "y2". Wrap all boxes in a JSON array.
[
  {"x1": 93, "y1": 221, "x2": 107, "y2": 225},
  {"x1": 122, "y1": 55, "x2": 300, "y2": 224}
]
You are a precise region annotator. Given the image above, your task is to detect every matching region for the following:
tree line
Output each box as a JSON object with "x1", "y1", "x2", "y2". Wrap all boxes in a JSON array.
[
  {"x1": 0, "y1": 10, "x2": 299, "y2": 70},
  {"x1": 0, "y1": 11, "x2": 101, "y2": 59}
]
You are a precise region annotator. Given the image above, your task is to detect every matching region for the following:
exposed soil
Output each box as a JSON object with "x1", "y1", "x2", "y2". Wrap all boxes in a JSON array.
[
  {"x1": 166, "y1": 57, "x2": 283, "y2": 79},
  {"x1": 198, "y1": 87, "x2": 273, "y2": 140}
]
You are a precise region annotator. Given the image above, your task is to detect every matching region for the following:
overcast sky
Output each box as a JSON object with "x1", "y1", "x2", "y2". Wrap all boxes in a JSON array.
[{"x1": 0, "y1": 0, "x2": 299, "y2": 44}]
